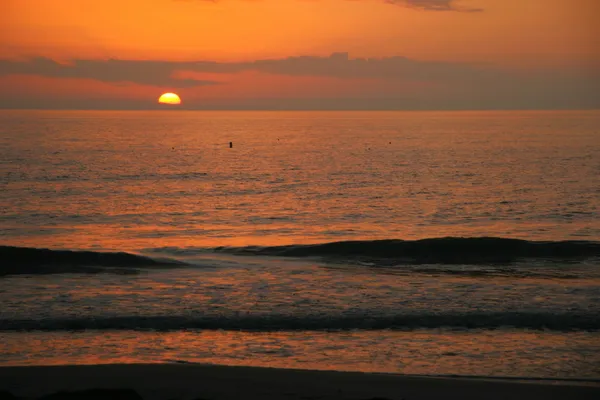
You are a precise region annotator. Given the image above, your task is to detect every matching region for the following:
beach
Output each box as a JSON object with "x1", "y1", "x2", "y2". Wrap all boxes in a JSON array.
[
  {"x1": 3, "y1": 0, "x2": 600, "y2": 396},
  {"x1": 2, "y1": 363, "x2": 600, "y2": 400}
]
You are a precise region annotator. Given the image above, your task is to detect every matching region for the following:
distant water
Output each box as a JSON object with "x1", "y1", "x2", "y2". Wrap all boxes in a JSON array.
[{"x1": 1, "y1": 110, "x2": 599, "y2": 380}]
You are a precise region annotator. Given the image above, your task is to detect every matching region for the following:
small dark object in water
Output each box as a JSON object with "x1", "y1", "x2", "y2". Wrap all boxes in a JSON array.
[
  {"x1": 229, "y1": 141, "x2": 233, "y2": 148},
  {"x1": 37, "y1": 389, "x2": 143, "y2": 400}
]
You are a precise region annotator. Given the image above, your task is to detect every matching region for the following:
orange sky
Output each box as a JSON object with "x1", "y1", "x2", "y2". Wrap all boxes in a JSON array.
[{"x1": 1, "y1": 0, "x2": 599, "y2": 109}]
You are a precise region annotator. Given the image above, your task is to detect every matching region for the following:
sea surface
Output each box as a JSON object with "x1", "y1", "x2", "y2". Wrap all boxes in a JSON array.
[{"x1": 1, "y1": 110, "x2": 600, "y2": 381}]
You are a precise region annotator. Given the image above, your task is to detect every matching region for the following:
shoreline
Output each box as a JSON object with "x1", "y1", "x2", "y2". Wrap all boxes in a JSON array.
[{"x1": 1, "y1": 363, "x2": 599, "y2": 400}]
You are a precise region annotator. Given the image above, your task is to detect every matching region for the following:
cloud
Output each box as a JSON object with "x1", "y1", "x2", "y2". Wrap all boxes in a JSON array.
[
  {"x1": 179, "y1": 0, "x2": 483, "y2": 12},
  {"x1": 0, "y1": 58, "x2": 220, "y2": 88},
  {"x1": 0, "y1": 53, "x2": 501, "y2": 87},
  {"x1": 230, "y1": 52, "x2": 500, "y2": 82},
  {"x1": 386, "y1": 0, "x2": 483, "y2": 12},
  {"x1": 1, "y1": 53, "x2": 598, "y2": 109}
]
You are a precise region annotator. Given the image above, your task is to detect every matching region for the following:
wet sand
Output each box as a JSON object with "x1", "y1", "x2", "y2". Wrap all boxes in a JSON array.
[{"x1": 1, "y1": 363, "x2": 599, "y2": 400}]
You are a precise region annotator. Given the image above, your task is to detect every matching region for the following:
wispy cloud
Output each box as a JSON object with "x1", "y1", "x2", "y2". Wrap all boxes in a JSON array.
[
  {"x1": 178, "y1": 0, "x2": 484, "y2": 12},
  {"x1": 386, "y1": 0, "x2": 483, "y2": 12}
]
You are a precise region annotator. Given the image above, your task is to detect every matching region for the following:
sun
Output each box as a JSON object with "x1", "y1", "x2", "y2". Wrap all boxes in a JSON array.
[{"x1": 158, "y1": 93, "x2": 181, "y2": 105}]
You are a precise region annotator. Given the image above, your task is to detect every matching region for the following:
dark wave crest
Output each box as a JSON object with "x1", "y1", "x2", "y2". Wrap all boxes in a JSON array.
[
  {"x1": 0, "y1": 246, "x2": 185, "y2": 276},
  {"x1": 1, "y1": 312, "x2": 598, "y2": 332},
  {"x1": 4, "y1": 237, "x2": 599, "y2": 277},
  {"x1": 213, "y1": 237, "x2": 600, "y2": 264}
]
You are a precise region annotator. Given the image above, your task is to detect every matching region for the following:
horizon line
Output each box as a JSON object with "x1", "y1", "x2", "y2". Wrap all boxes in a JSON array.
[{"x1": 1, "y1": 107, "x2": 599, "y2": 112}]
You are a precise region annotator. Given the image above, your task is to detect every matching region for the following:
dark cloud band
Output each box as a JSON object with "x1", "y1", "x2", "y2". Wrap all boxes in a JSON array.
[
  {"x1": 1, "y1": 52, "x2": 597, "y2": 109},
  {"x1": 0, "y1": 58, "x2": 220, "y2": 88},
  {"x1": 0, "y1": 53, "x2": 498, "y2": 87}
]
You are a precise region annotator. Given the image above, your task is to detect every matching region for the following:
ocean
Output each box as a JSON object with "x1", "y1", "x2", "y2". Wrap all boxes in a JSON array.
[{"x1": 1, "y1": 110, "x2": 599, "y2": 381}]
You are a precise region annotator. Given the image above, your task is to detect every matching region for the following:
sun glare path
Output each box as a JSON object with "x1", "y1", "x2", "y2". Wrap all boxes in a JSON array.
[{"x1": 158, "y1": 93, "x2": 181, "y2": 105}]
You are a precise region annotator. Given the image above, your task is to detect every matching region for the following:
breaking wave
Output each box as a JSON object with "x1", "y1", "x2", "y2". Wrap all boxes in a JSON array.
[
  {"x1": 3, "y1": 236, "x2": 599, "y2": 276},
  {"x1": 212, "y1": 237, "x2": 600, "y2": 264},
  {"x1": 0, "y1": 246, "x2": 185, "y2": 276}
]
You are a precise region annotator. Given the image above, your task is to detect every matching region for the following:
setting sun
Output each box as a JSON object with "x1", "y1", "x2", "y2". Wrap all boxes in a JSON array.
[{"x1": 158, "y1": 93, "x2": 181, "y2": 105}]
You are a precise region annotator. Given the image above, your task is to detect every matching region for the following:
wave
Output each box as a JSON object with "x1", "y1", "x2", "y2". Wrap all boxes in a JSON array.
[
  {"x1": 211, "y1": 237, "x2": 600, "y2": 264},
  {"x1": 1, "y1": 312, "x2": 598, "y2": 332},
  {"x1": 0, "y1": 246, "x2": 185, "y2": 276},
  {"x1": 3, "y1": 237, "x2": 599, "y2": 277}
]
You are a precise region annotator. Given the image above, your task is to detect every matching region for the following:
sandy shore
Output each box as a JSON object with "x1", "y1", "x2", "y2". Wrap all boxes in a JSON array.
[{"x1": 1, "y1": 363, "x2": 599, "y2": 400}]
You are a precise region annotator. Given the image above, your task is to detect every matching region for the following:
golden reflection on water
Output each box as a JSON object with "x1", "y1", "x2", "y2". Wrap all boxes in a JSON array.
[
  {"x1": 3, "y1": 110, "x2": 600, "y2": 251},
  {"x1": 2, "y1": 110, "x2": 599, "y2": 381},
  {"x1": 2, "y1": 330, "x2": 599, "y2": 379}
]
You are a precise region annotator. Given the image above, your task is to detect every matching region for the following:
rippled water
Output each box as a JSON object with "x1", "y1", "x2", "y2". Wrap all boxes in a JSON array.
[
  {"x1": 1, "y1": 260, "x2": 599, "y2": 329},
  {"x1": 2, "y1": 110, "x2": 599, "y2": 248},
  {"x1": 1, "y1": 110, "x2": 599, "y2": 379},
  {"x1": 3, "y1": 330, "x2": 599, "y2": 380}
]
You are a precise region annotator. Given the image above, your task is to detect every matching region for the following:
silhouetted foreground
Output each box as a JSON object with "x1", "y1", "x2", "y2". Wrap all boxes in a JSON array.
[
  {"x1": 1, "y1": 364, "x2": 599, "y2": 400},
  {"x1": 0, "y1": 389, "x2": 394, "y2": 400},
  {"x1": 0, "y1": 389, "x2": 399, "y2": 400},
  {"x1": 0, "y1": 389, "x2": 143, "y2": 400}
]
